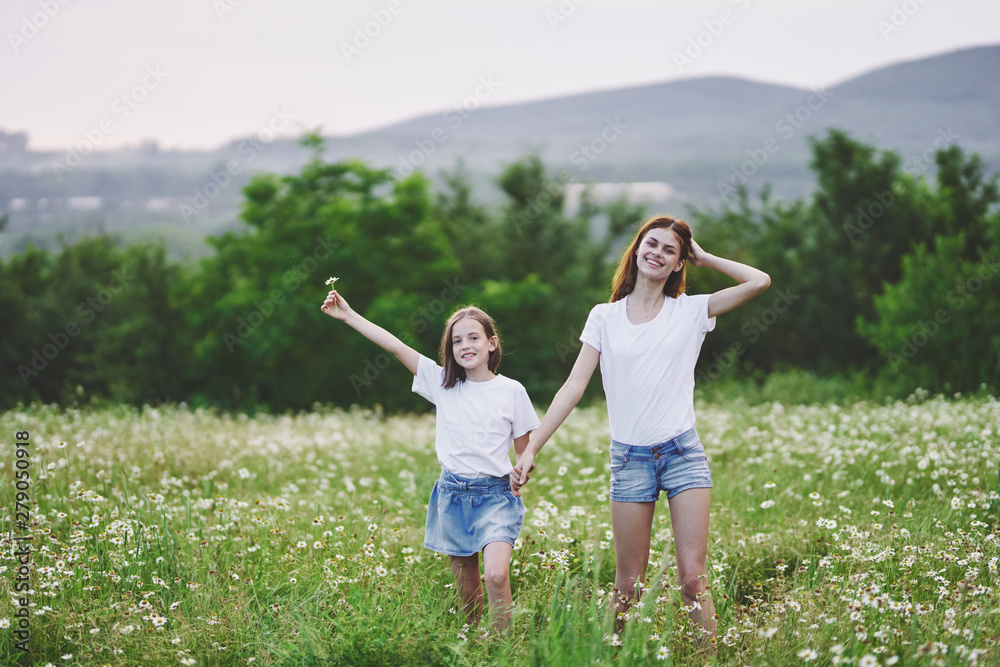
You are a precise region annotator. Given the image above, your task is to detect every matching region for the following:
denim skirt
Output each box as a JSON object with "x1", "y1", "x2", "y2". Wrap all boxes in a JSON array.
[{"x1": 424, "y1": 469, "x2": 525, "y2": 557}]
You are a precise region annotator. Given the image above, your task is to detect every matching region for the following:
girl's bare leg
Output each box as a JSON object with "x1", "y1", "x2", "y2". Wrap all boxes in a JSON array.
[
  {"x1": 482, "y1": 542, "x2": 515, "y2": 631},
  {"x1": 450, "y1": 554, "x2": 483, "y2": 625}
]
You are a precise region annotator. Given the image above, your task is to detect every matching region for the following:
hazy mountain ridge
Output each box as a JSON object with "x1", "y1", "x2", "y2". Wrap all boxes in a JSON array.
[{"x1": 1, "y1": 44, "x2": 997, "y2": 257}]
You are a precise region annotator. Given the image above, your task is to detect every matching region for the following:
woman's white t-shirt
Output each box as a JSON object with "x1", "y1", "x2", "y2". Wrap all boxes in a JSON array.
[
  {"x1": 412, "y1": 354, "x2": 540, "y2": 478},
  {"x1": 579, "y1": 293, "x2": 715, "y2": 447}
]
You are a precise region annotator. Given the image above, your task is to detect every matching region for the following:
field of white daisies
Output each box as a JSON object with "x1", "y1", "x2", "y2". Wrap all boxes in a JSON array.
[{"x1": 2, "y1": 391, "x2": 998, "y2": 666}]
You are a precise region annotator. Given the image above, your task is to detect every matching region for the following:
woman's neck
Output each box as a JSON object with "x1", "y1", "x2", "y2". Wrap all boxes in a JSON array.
[{"x1": 631, "y1": 275, "x2": 666, "y2": 303}]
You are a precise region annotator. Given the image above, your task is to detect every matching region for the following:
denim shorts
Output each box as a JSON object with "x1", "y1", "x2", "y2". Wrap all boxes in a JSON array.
[
  {"x1": 424, "y1": 469, "x2": 525, "y2": 557},
  {"x1": 609, "y1": 427, "x2": 713, "y2": 502}
]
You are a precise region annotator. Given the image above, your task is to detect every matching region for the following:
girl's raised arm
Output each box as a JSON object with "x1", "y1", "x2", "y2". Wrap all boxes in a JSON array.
[
  {"x1": 321, "y1": 290, "x2": 419, "y2": 375},
  {"x1": 512, "y1": 343, "x2": 600, "y2": 487},
  {"x1": 689, "y1": 240, "x2": 771, "y2": 318}
]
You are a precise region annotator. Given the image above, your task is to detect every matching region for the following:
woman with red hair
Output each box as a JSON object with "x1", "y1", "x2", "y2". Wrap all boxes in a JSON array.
[{"x1": 512, "y1": 215, "x2": 770, "y2": 644}]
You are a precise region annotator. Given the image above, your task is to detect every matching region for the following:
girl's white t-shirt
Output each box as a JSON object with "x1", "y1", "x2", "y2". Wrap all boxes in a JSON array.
[
  {"x1": 412, "y1": 354, "x2": 540, "y2": 478},
  {"x1": 580, "y1": 293, "x2": 716, "y2": 447}
]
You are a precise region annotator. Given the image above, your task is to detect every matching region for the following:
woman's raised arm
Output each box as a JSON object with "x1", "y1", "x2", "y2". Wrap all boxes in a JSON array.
[{"x1": 689, "y1": 240, "x2": 771, "y2": 318}]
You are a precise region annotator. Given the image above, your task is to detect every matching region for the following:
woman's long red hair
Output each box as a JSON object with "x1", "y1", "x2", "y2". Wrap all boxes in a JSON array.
[{"x1": 610, "y1": 216, "x2": 692, "y2": 302}]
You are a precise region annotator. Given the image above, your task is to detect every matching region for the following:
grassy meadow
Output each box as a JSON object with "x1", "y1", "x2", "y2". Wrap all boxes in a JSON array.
[{"x1": 2, "y1": 391, "x2": 999, "y2": 666}]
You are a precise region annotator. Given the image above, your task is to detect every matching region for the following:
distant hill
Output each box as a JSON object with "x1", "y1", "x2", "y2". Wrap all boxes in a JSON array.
[
  {"x1": 2, "y1": 44, "x2": 998, "y2": 258},
  {"x1": 319, "y1": 44, "x2": 999, "y2": 202}
]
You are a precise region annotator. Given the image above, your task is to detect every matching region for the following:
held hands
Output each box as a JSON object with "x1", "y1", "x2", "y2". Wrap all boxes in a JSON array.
[
  {"x1": 510, "y1": 452, "x2": 536, "y2": 497},
  {"x1": 320, "y1": 290, "x2": 354, "y2": 321}
]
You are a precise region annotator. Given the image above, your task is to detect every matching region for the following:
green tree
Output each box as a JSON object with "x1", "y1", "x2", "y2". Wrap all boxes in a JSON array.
[
  {"x1": 691, "y1": 130, "x2": 941, "y2": 378},
  {"x1": 858, "y1": 146, "x2": 1000, "y2": 392},
  {"x1": 177, "y1": 142, "x2": 460, "y2": 411},
  {"x1": 428, "y1": 155, "x2": 632, "y2": 404},
  {"x1": 1, "y1": 236, "x2": 184, "y2": 407}
]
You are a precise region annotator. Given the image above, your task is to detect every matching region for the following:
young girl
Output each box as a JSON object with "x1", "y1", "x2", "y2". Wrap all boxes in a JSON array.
[
  {"x1": 321, "y1": 289, "x2": 539, "y2": 630},
  {"x1": 512, "y1": 215, "x2": 770, "y2": 644}
]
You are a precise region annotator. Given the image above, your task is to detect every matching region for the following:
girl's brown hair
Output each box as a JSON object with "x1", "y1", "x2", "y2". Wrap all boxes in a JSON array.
[
  {"x1": 438, "y1": 306, "x2": 502, "y2": 388},
  {"x1": 610, "y1": 215, "x2": 692, "y2": 302}
]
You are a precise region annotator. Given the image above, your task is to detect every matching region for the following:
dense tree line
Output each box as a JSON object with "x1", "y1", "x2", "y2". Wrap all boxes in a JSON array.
[
  {"x1": 2, "y1": 131, "x2": 997, "y2": 411},
  {"x1": 690, "y1": 130, "x2": 999, "y2": 396}
]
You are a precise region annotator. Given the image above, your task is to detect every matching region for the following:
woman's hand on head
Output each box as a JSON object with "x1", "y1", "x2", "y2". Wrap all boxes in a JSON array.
[
  {"x1": 320, "y1": 290, "x2": 352, "y2": 321},
  {"x1": 688, "y1": 240, "x2": 711, "y2": 267}
]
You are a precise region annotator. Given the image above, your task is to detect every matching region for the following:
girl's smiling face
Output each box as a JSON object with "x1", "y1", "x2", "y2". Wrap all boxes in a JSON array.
[
  {"x1": 451, "y1": 317, "x2": 497, "y2": 377},
  {"x1": 636, "y1": 227, "x2": 685, "y2": 280}
]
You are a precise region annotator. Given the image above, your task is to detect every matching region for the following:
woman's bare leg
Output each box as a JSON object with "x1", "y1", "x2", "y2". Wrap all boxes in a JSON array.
[
  {"x1": 667, "y1": 488, "x2": 717, "y2": 643},
  {"x1": 610, "y1": 500, "x2": 656, "y2": 632}
]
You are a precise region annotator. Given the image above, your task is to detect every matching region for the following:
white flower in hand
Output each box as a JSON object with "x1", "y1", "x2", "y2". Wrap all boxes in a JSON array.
[{"x1": 322, "y1": 277, "x2": 340, "y2": 310}]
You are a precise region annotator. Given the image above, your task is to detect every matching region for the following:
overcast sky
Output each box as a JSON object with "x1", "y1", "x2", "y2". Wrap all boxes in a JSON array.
[{"x1": 4, "y1": 0, "x2": 998, "y2": 151}]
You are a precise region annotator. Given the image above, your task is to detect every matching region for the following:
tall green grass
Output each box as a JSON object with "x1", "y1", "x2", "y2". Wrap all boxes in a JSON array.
[{"x1": 1, "y1": 393, "x2": 997, "y2": 665}]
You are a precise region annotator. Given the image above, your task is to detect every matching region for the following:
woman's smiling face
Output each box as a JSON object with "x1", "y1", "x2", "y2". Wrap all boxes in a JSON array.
[{"x1": 635, "y1": 227, "x2": 685, "y2": 280}]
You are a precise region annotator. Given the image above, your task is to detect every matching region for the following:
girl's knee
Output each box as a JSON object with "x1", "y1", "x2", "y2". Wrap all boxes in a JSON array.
[{"x1": 484, "y1": 564, "x2": 509, "y2": 589}]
